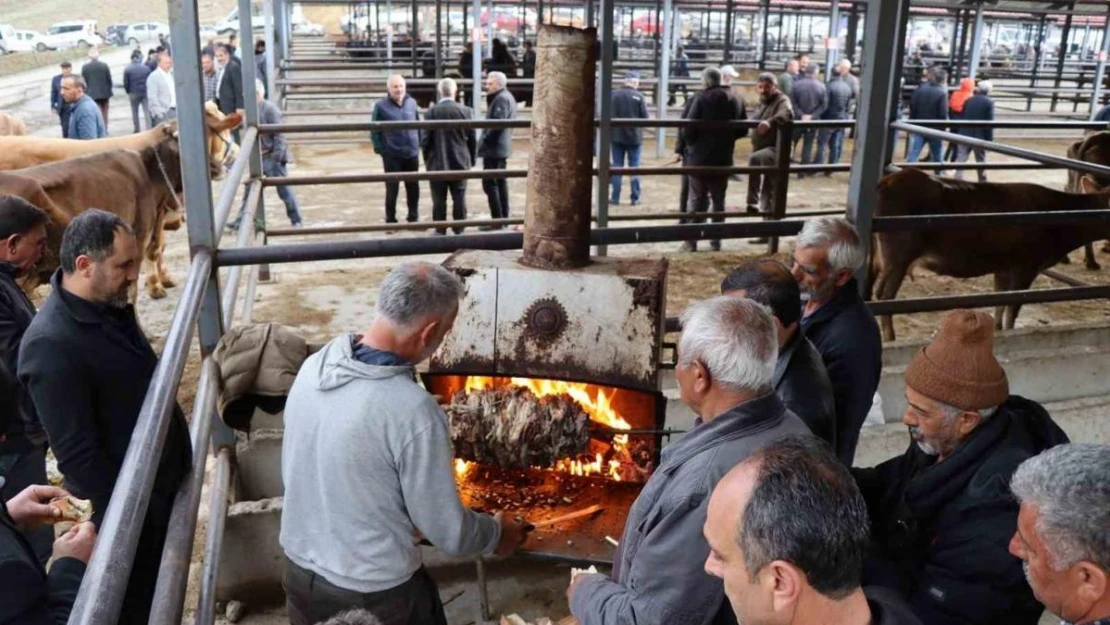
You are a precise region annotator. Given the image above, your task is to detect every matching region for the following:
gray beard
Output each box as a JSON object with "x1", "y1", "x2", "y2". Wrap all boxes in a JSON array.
[{"x1": 909, "y1": 427, "x2": 939, "y2": 456}]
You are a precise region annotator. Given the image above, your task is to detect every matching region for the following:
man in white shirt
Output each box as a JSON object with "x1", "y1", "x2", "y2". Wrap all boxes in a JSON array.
[{"x1": 145, "y1": 52, "x2": 176, "y2": 125}]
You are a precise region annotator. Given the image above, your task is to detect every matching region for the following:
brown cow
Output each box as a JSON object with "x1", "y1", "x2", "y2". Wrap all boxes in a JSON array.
[
  {"x1": 0, "y1": 139, "x2": 220, "y2": 300},
  {"x1": 0, "y1": 113, "x2": 27, "y2": 136},
  {"x1": 872, "y1": 168, "x2": 1110, "y2": 341},
  {"x1": 1066, "y1": 131, "x2": 1110, "y2": 270},
  {"x1": 0, "y1": 105, "x2": 241, "y2": 177}
]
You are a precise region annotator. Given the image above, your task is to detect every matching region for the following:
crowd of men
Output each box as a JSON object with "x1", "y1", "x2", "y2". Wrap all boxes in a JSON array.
[{"x1": 905, "y1": 65, "x2": 997, "y2": 181}]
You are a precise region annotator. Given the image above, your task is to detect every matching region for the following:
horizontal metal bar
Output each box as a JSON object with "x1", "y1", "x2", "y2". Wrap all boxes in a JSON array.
[
  {"x1": 264, "y1": 165, "x2": 780, "y2": 186},
  {"x1": 261, "y1": 118, "x2": 854, "y2": 134},
  {"x1": 867, "y1": 284, "x2": 1110, "y2": 316},
  {"x1": 892, "y1": 121, "x2": 1110, "y2": 178},
  {"x1": 888, "y1": 162, "x2": 1070, "y2": 171},
  {"x1": 874, "y1": 210, "x2": 1110, "y2": 232},
  {"x1": 905, "y1": 119, "x2": 1109, "y2": 129},
  {"x1": 213, "y1": 127, "x2": 259, "y2": 244},
  {"x1": 66, "y1": 250, "x2": 212, "y2": 625}
]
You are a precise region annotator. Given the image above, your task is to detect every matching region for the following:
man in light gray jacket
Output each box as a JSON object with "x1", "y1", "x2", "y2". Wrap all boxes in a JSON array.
[
  {"x1": 280, "y1": 262, "x2": 526, "y2": 625},
  {"x1": 568, "y1": 296, "x2": 809, "y2": 625},
  {"x1": 145, "y1": 52, "x2": 176, "y2": 125}
]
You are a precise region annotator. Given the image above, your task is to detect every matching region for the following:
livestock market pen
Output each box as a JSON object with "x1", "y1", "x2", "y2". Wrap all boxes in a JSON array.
[{"x1": 60, "y1": 1, "x2": 1110, "y2": 624}]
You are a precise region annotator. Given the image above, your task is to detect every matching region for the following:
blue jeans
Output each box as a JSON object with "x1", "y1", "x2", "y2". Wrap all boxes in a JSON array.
[
  {"x1": 610, "y1": 143, "x2": 641, "y2": 203},
  {"x1": 264, "y1": 157, "x2": 303, "y2": 225},
  {"x1": 816, "y1": 128, "x2": 845, "y2": 165},
  {"x1": 799, "y1": 128, "x2": 819, "y2": 167},
  {"x1": 907, "y1": 134, "x2": 944, "y2": 164}
]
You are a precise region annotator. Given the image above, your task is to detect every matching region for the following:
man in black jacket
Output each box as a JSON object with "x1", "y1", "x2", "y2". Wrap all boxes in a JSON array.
[
  {"x1": 0, "y1": 197, "x2": 51, "y2": 565},
  {"x1": 954, "y1": 81, "x2": 994, "y2": 182},
  {"x1": 19, "y1": 210, "x2": 192, "y2": 625},
  {"x1": 790, "y1": 64, "x2": 827, "y2": 174},
  {"x1": 816, "y1": 64, "x2": 855, "y2": 170},
  {"x1": 215, "y1": 44, "x2": 245, "y2": 143},
  {"x1": 123, "y1": 52, "x2": 152, "y2": 133},
  {"x1": 0, "y1": 480, "x2": 96, "y2": 625},
  {"x1": 422, "y1": 78, "x2": 476, "y2": 235},
  {"x1": 79, "y1": 49, "x2": 113, "y2": 133},
  {"x1": 49, "y1": 63, "x2": 73, "y2": 138},
  {"x1": 792, "y1": 217, "x2": 882, "y2": 465},
  {"x1": 853, "y1": 310, "x2": 1068, "y2": 625},
  {"x1": 907, "y1": 67, "x2": 948, "y2": 165},
  {"x1": 672, "y1": 67, "x2": 747, "y2": 252},
  {"x1": 721, "y1": 260, "x2": 836, "y2": 450},
  {"x1": 521, "y1": 41, "x2": 536, "y2": 78},
  {"x1": 477, "y1": 72, "x2": 517, "y2": 226},
  {"x1": 610, "y1": 72, "x2": 649, "y2": 206}
]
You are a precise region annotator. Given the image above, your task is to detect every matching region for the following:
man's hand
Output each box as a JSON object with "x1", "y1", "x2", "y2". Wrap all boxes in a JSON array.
[
  {"x1": 53, "y1": 522, "x2": 97, "y2": 564},
  {"x1": 6, "y1": 485, "x2": 68, "y2": 528},
  {"x1": 801, "y1": 114, "x2": 813, "y2": 121},
  {"x1": 493, "y1": 511, "x2": 528, "y2": 556},
  {"x1": 757, "y1": 120, "x2": 772, "y2": 135},
  {"x1": 566, "y1": 572, "x2": 605, "y2": 604},
  {"x1": 668, "y1": 154, "x2": 683, "y2": 165}
]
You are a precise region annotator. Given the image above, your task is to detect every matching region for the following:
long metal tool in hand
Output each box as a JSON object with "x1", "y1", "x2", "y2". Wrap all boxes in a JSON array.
[{"x1": 524, "y1": 504, "x2": 604, "y2": 532}]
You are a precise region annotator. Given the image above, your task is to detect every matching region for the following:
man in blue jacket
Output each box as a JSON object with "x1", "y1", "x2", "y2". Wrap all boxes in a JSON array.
[
  {"x1": 49, "y1": 62, "x2": 73, "y2": 138},
  {"x1": 123, "y1": 52, "x2": 153, "y2": 133},
  {"x1": 907, "y1": 67, "x2": 949, "y2": 166},
  {"x1": 954, "y1": 80, "x2": 995, "y2": 182},
  {"x1": 371, "y1": 75, "x2": 422, "y2": 225},
  {"x1": 61, "y1": 76, "x2": 106, "y2": 140},
  {"x1": 791, "y1": 64, "x2": 828, "y2": 175}
]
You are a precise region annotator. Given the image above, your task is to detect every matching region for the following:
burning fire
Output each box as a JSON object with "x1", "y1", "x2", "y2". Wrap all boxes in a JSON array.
[{"x1": 461, "y1": 376, "x2": 633, "y2": 480}]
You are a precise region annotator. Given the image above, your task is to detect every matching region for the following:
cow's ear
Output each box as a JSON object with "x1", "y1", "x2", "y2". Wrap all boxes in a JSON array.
[
  {"x1": 1081, "y1": 175, "x2": 1101, "y2": 194},
  {"x1": 214, "y1": 113, "x2": 243, "y2": 132}
]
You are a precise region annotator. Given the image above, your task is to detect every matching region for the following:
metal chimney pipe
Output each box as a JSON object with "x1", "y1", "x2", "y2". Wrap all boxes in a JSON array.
[{"x1": 521, "y1": 24, "x2": 598, "y2": 270}]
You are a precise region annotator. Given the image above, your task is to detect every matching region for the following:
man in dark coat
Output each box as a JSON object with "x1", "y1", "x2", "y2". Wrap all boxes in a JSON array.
[
  {"x1": 80, "y1": 49, "x2": 113, "y2": 133},
  {"x1": 722, "y1": 260, "x2": 837, "y2": 450},
  {"x1": 521, "y1": 41, "x2": 536, "y2": 78},
  {"x1": 674, "y1": 67, "x2": 747, "y2": 252},
  {"x1": 0, "y1": 480, "x2": 96, "y2": 625},
  {"x1": 215, "y1": 44, "x2": 245, "y2": 142},
  {"x1": 477, "y1": 71, "x2": 517, "y2": 226},
  {"x1": 853, "y1": 310, "x2": 1068, "y2": 625},
  {"x1": 371, "y1": 74, "x2": 422, "y2": 225},
  {"x1": 609, "y1": 72, "x2": 649, "y2": 206},
  {"x1": 422, "y1": 78, "x2": 476, "y2": 235},
  {"x1": 49, "y1": 62, "x2": 73, "y2": 138},
  {"x1": 792, "y1": 217, "x2": 882, "y2": 465},
  {"x1": 954, "y1": 80, "x2": 995, "y2": 182},
  {"x1": 907, "y1": 66, "x2": 948, "y2": 165},
  {"x1": 791, "y1": 64, "x2": 827, "y2": 174},
  {"x1": 123, "y1": 53, "x2": 152, "y2": 133},
  {"x1": 816, "y1": 64, "x2": 855, "y2": 170},
  {"x1": 19, "y1": 210, "x2": 192, "y2": 625},
  {"x1": 0, "y1": 197, "x2": 51, "y2": 565}
]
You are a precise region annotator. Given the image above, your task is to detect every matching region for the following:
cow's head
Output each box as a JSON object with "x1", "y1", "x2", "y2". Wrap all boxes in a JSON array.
[
  {"x1": 204, "y1": 102, "x2": 242, "y2": 179},
  {"x1": 1076, "y1": 131, "x2": 1110, "y2": 194}
]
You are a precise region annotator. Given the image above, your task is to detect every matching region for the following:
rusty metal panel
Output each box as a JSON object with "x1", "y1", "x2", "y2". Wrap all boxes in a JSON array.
[{"x1": 431, "y1": 250, "x2": 667, "y2": 391}]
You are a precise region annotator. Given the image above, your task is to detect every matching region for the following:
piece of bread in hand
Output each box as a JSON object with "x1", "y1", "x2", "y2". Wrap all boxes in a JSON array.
[{"x1": 49, "y1": 496, "x2": 93, "y2": 524}]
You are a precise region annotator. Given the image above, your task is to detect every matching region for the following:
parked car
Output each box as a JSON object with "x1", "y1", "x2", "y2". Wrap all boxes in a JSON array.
[
  {"x1": 293, "y1": 21, "x2": 325, "y2": 36},
  {"x1": 124, "y1": 21, "x2": 169, "y2": 46},
  {"x1": 9, "y1": 30, "x2": 43, "y2": 53},
  {"x1": 104, "y1": 24, "x2": 129, "y2": 46},
  {"x1": 38, "y1": 20, "x2": 102, "y2": 51},
  {"x1": 630, "y1": 14, "x2": 660, "y2": 36},
  {"x1": 480, "y1": 9, "x2": 535, "y2": 34},
  {"x1": 0, "y1": 24, "x2": 15, "y2": 54}
]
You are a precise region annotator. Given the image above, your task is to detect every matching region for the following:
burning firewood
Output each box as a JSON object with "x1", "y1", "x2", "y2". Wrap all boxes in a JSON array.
[{"x1": 447, "y1": 387, "x2": 591, "y2": 470}]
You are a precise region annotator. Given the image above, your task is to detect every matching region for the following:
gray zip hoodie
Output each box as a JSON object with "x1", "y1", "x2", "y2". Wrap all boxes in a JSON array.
[{"x1": 279, "y1": 334, "x2": 500, "y2": 593}]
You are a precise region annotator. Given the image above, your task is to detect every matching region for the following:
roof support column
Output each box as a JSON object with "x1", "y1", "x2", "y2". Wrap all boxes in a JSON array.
[
  {"x1": 966, "y1": 1, "x2": 985, "y2": 80},
  {"x1": 1089, "y1": 7, "x2": 1110, "y2": 120}
]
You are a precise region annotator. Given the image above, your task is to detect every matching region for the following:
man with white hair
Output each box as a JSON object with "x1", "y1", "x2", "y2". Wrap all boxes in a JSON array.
[
  {"x1": 477, "y1": 71, "x2": 517, "y2": 227},
  {"x1": 280, "y1": 262, "x2": 526, "y2": 625},
  {"x1": 609, "y1": 71, "x2": 649, "y2": 206},
  {"x1": 791, "y1": 217, "x2": 881, "y2": 464},
  {"x1": 80, "y1": 48, "x2": 113, "y2": 132},
  {"x1": 1010, "y1": 443, "x2": 1110, "y2": 625},
  {"x1": 853, "y1": 309, "x2": 1068, "y2": 625},
  {"x1": 568, "y1": 296, "x2": 808, "y2": 625},
  {"x1": 422, "y1": 78, "x2": 476, "y2": 235},
  {"x1": 371, "y1": 75, "x2": 422, "y2": 225}
]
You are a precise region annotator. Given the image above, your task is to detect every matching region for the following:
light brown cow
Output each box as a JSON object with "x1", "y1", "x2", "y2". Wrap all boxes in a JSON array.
[
  {"x1": 0, "y1": 106, "x2": 241, "y2": 177},
  {"x1": 0, "y1": 113, "x2": 27, "y2": 136},
  {"x1": 872, "y1": 168, "x2": 1110, "y2": 341},
  {"x1": 0, "y1": 139, "x2": 220, "y2": 300}
]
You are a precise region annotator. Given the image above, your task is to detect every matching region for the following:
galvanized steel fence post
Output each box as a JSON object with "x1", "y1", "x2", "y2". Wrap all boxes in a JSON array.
[{"x1": 767, "y1": 120, "x2": 792, "y2": 255}]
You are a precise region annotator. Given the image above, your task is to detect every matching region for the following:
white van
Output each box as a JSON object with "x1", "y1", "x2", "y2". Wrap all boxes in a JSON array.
[
  {"x1": 39, "y1": 20, "x2": 102, "y2": 51},
  {"x1": 216, "y1": 2, "x2": 306, "y2": 35},
  {"x1": 0, "y1": 24, "x2": 15, "y2": 54}
]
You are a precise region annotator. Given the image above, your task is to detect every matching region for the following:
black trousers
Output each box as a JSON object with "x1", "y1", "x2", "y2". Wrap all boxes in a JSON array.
[
  {"x1": 686, "y1": 175, "x2": 729, "y2": 246},
  {"x1": 284, "y1": 559, "x2": 448, "y2": 625},
  {"x1": 430, "y1": 180, "x2": 467, "y2": 234},
  {"x1": 383, "y1": 155, "x2": 421, "y2": 222},
  {"x1": 481, "y1": 157, "x2": 510, "y2": 219},
  {"x1": 118, "y1": 491, "x2": 175, "y2": 625}
]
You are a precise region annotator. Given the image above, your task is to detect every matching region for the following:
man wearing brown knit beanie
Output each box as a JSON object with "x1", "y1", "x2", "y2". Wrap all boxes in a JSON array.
[{"x1": 852, "y1": 310, "x2": 1070, "y2": 625}]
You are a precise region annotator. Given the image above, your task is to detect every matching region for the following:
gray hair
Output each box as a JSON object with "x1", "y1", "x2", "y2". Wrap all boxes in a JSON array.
[
  {"x1": 1012, "y1": 444, "x2": 1110, "y2": 572},
  {"x1": 795, "y1": 217, "x2": 865, "y2": 273},
  {"x1": 976, "y1": 80, "x2": 993, "y2": 95},
  {"x1": 938, "y1": 402, "x2": 998, "y2": 425},
  {"x1": 376, "y1": 262, "x2": 463, "y2": 330},
  {"x1": 64, "y1": 75, "x2": 87, "y2": 92},
  {"x1": 702, "y1": 67, "x2": 723, "y2": 88},
  {"x1": 487, "y1": 71, "x2": 507, "y2": 90},
  {"x1": 317, "y1": 609, "x2": 384, "y2": 625},
  {"x1": 803, "y1": 63, "x2": 818, "y2": 76},
  {"x1": 677, "y1": 296, "x2": 776, "y2": 393},
  {"x1": 437, "y1": 77, "x2": 458, "y2": 99},
  {"x1": 837, "y1": 58, "x2": 852, "y2": 71},
  {"x1": 757, "y1": 72, "x2": 778, "y2": 87}
]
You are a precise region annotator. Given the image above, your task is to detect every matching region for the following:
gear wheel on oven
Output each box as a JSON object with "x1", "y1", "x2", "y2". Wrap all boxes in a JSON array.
[{"x1": 524, "y1": 297, "x2": 568, "y2": 342}]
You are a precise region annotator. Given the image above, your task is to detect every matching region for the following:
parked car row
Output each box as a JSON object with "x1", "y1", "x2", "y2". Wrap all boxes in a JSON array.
[{"x1": 0, "y1": 20, "x2": 102, "y2": 53}]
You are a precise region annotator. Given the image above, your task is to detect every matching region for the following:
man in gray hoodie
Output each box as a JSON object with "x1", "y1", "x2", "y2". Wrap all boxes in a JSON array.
[{"x1": 280, "y1": 262, "x2": 526, "y2": 625}]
